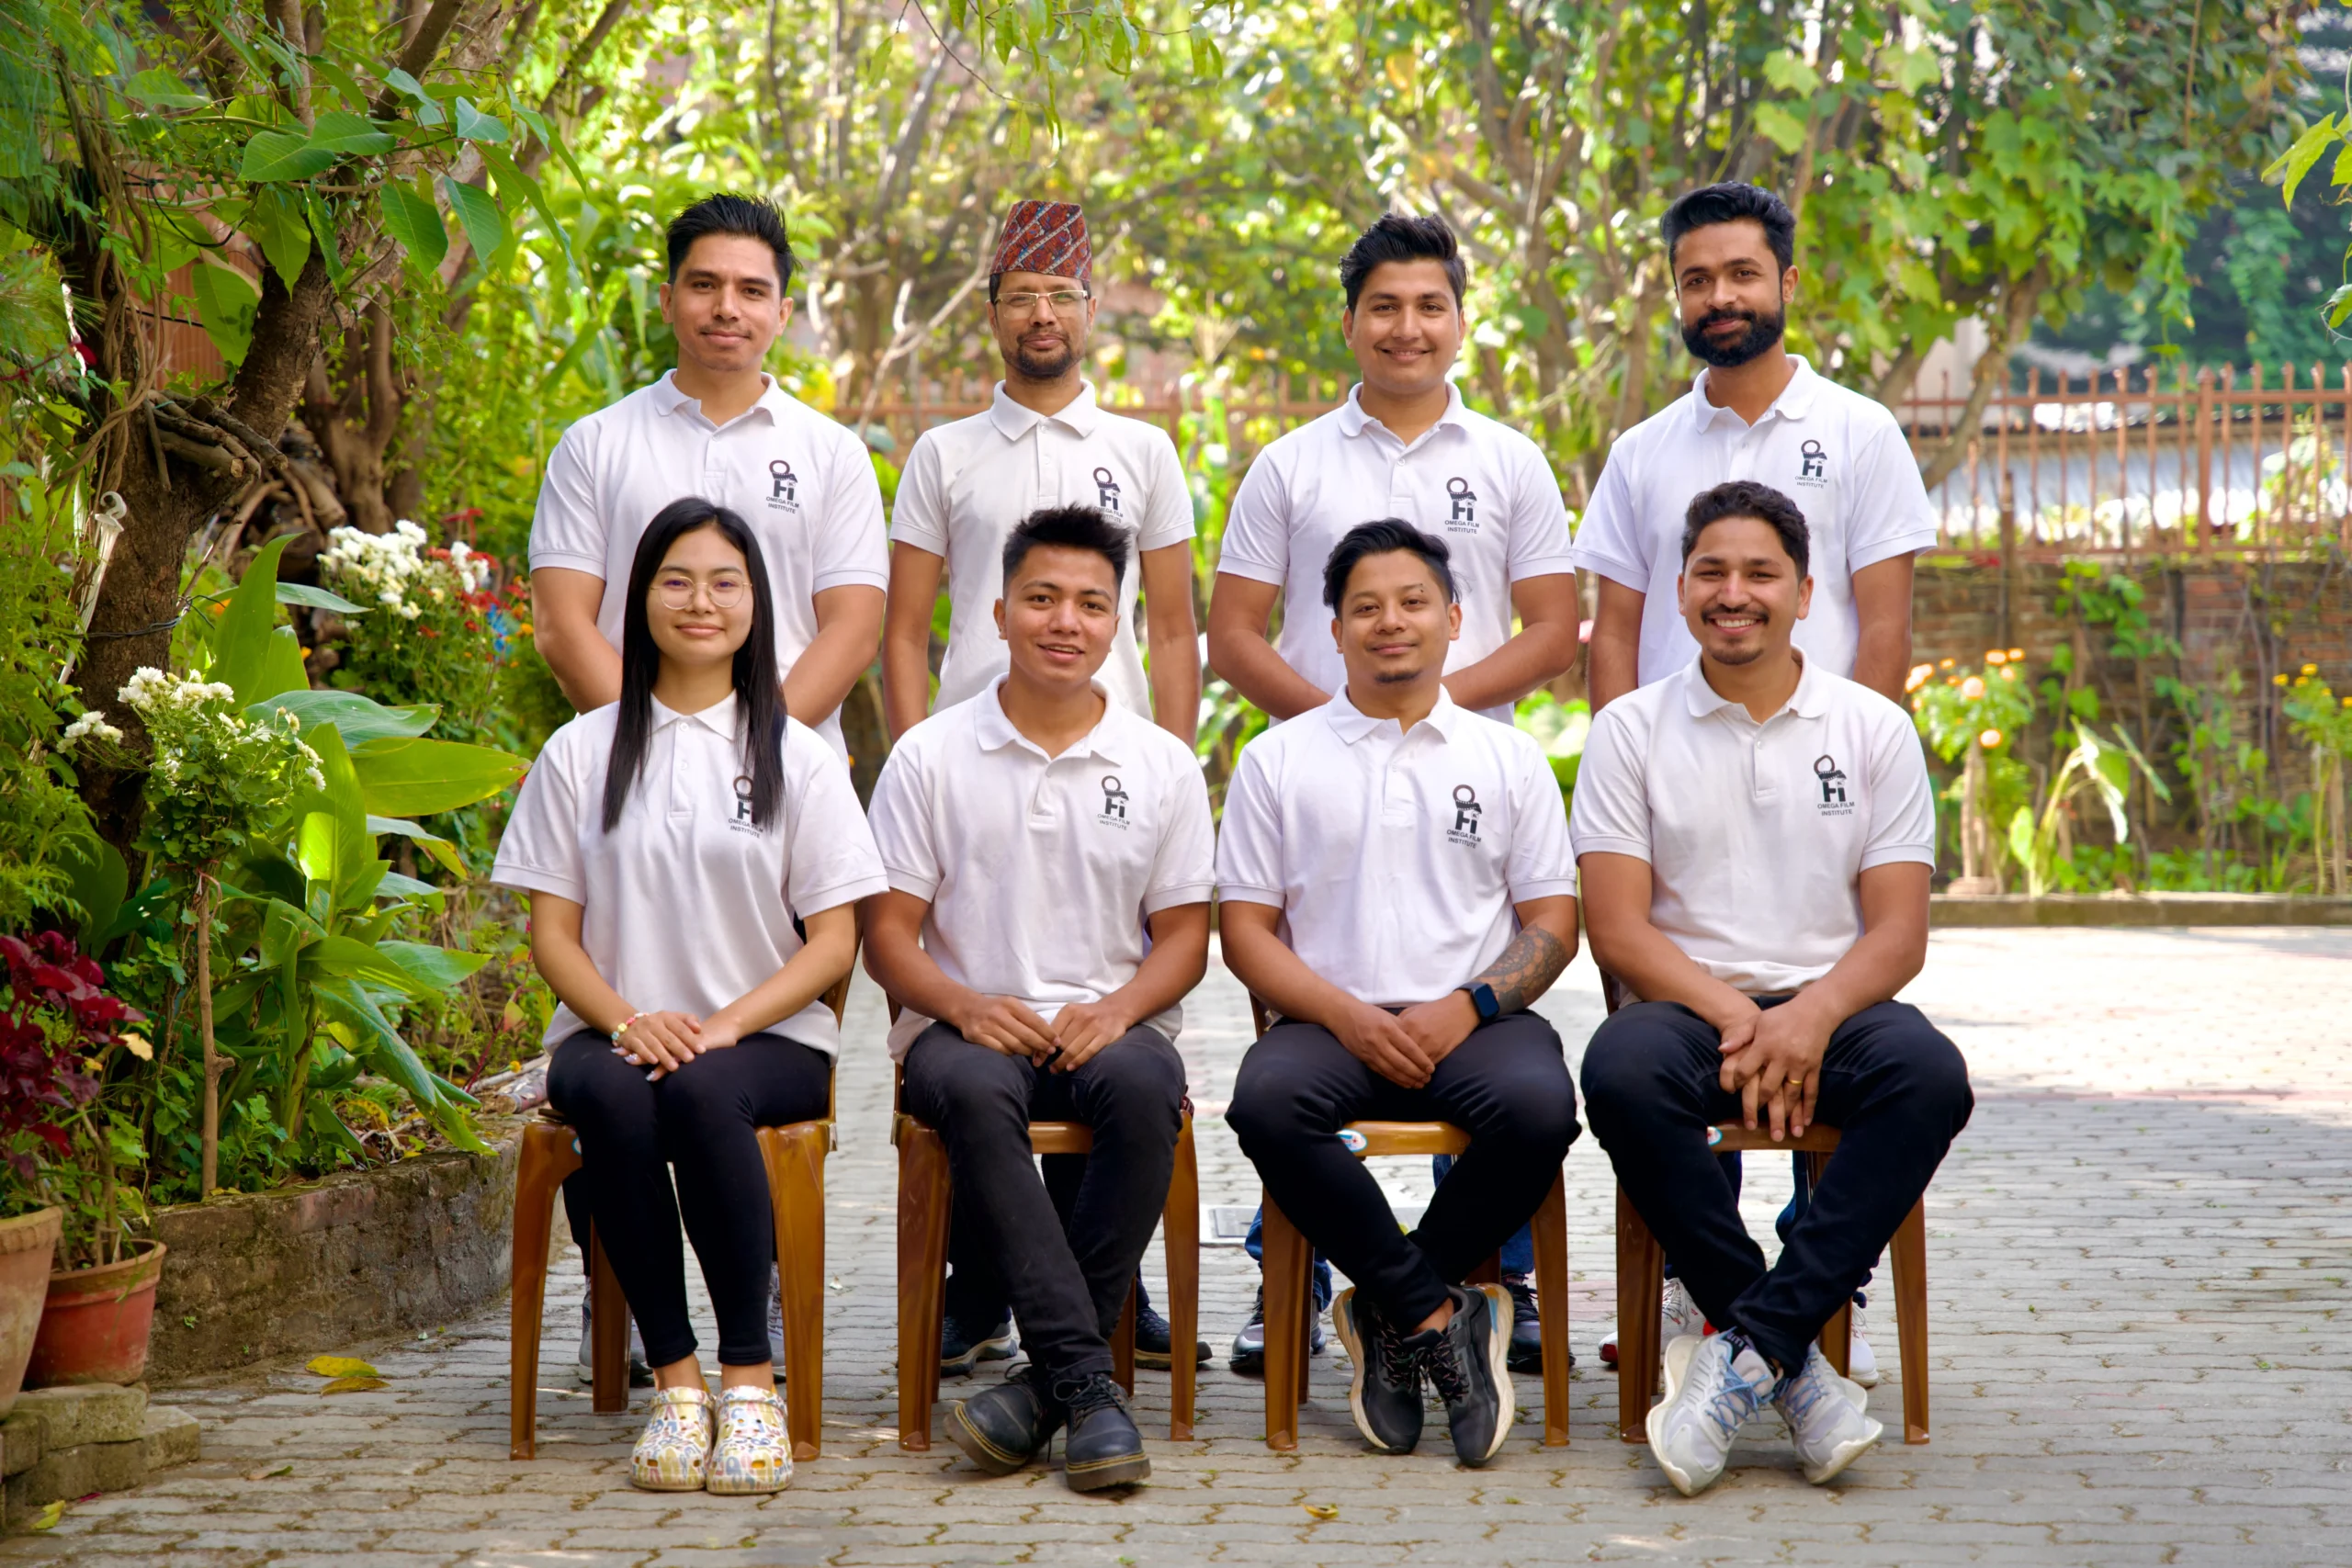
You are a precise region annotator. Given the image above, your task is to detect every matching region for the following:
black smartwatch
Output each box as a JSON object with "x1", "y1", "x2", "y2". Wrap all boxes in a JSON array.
[{"x1": 1461, "y1": 982, "x2": 1500, "y2": 1021}]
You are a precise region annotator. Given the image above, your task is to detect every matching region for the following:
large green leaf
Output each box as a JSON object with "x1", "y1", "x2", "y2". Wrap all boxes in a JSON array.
[
  {"x1": 306, "y1": 109, "x2": 400, "y2": 156},
  {"x1": 442, "y1": 178, "x2": 508, "y2": 264},
  {"x1": 379, "y1": 177, "x2": 447, "y2": 272},
  {"x1": 241, "y1": 128, "x2": 337, "y2": 182},
  {"x1": 366, "y1": 814, "x2": 469, "y2": 879},
  {"x1": 55, "y1": 833, "x2": 127, "y2": 948},
  {"x1": 214, "y1": 534, "x2": 297, "y2": 704},
  {"x1": 246, "y1": 187, "x2": 313, "y2": 288},
  {"x1": 451, "y1": 96, "x2": 509, "y2": 142},
  {"x1": 189, "y1": 256, "x2": 258, "y2": 367},
  {"x1": 375, "y1": 940, "x2": 491, "y2": 995},
  {"x1": 303, "y1": 934, "x2": 423, "y2": 990},
  {"x1": 257, "y1": 626, "x2": 309, "y2": 701},
  {"x1": 256, "y1": 689, "x2": 436, "y2": 747},
  {"x1": 257, "y1": 896, "x2": 326, "y2": 969},
  {"x1": 353, "y1": 739, "x2": 525, "y2": 817},
  {"x1": 313, "y1": 977, "x2": 490, "y2": 1154},
  {"x1": 300, "y1": 726, "x2": 374, "y2": 901}
]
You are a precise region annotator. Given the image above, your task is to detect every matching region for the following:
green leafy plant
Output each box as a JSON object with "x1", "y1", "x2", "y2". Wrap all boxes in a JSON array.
[
  {"x1": 1514, "y1": 691, "x2": 1590, "y2": 804},
  {"x1": 2006, "y1": 725, "x2": 2168, "y2": 897},
  {"x1": 0, "y1": 932, "x2": 150, "y2": 1267},
  {"x1": 2280, "y1": 665, "x2": 2352, "y2": 897},
  {"x1": 1910, "y1": 653, "x2": 2035, "y2": 890}
]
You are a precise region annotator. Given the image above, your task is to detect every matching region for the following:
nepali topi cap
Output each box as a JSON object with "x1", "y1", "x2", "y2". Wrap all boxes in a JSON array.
[{"x1": 991, "y1": 200, "x2": 1092, "y2": 288}]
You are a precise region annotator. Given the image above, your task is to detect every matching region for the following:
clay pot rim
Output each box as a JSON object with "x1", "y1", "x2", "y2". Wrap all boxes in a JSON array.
[
  {"x1": 47, "y1": 1237, "x2": 167, "y2": 1293},
  {"x1": 0, "y1": 1208, "x2": 62, "y2": 1256}
]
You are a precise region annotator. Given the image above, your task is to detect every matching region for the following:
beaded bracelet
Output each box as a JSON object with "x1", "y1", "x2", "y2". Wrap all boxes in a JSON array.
[{"x1": 611, "y1": 1011, "x2": 647, "y2": 1043}]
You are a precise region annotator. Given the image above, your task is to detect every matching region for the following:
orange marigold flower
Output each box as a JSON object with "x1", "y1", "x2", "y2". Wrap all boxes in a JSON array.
[
  {"x1": 1961, "y1": 676, "x2": 1986, "y2": 700},
  {"x1": 1979, "y1": 728, "x2": 2002, "y2": 748}
]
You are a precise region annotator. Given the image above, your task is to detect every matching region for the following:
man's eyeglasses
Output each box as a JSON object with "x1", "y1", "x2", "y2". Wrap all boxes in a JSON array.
[
  {"x1": 995, "y1": 288, "x2": 1089, "y2": 318},
  {"x1": 655, "y1": 576, "x2": 748, "y2": 610}
]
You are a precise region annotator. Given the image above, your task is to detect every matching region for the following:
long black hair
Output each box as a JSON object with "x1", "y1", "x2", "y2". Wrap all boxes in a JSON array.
[{"x1": 601, "y1": 498, "x2": 787, "y2": 832}]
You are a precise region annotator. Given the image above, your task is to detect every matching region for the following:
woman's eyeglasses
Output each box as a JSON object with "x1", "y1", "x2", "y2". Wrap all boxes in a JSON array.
[{"x1": 655, "y1": 576, "x2": 749, "y2": 610}]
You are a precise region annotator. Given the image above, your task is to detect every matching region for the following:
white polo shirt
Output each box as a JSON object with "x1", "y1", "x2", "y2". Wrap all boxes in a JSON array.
[
  {"x1": 891, "y1": 383, "x2": 1194, "y2": 718},
  {"x1": 491, "y1": 694, "x2": 888, "y2": 1056},
  {"x1": 1216, "y1": 687, "x2": 1576, "y2": 1006},
  {"x1": 1568, "y1": 655, "x2": 1935, "y2": 995},
  {"x1": 1572, "y1": 356, "x2": 1938, "y2": 685},
  {"x1": 866, "y1": 682, "x2": 1217, "y2": 1060},
  {"x1": 529, "y1": 371, "x2": 890, "y2": 758},
  {"x1": 1217, "y1": 385, "x2": 1575, "y2": 724}
]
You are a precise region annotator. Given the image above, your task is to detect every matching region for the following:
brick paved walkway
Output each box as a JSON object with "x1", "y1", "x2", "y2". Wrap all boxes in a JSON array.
[{"x1": 7, "y1": 927, "x2": 2351, "y2": 1566}]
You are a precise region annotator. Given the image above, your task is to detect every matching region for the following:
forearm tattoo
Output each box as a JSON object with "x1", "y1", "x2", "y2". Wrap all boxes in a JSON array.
[{"x1": 1470, "y1": 926, "x2": 1571, "y2": 1014}]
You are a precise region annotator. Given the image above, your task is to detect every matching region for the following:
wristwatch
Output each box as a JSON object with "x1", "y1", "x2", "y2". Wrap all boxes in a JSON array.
[{"x1": 1460, "y1": 982, "x2": 1500, "y2": 1021}]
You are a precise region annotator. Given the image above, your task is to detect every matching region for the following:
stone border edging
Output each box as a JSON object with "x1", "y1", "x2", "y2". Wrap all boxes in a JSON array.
[{"x1": 1931, "y1": 892, "x2": 2352, "y2": 927}]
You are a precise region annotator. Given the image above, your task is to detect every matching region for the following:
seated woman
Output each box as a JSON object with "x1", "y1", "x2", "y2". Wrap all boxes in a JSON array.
[{"x1": 493, "y1": 497, "x2": 886, "y2": 1495}]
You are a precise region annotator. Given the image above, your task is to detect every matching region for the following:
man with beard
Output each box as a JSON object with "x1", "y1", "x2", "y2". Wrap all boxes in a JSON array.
[
  {"x1": 1573, "y1": 183, "x2": 1937, "y2": 1383},
  {"x1": 881, "y1": 199, "x2": 1205, "y2": 1383},
  {"x1": 883, "y1": 200, "x2": 1197, "y2": 744}
]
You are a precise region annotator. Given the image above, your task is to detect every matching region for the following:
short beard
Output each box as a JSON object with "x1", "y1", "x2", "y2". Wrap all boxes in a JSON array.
[
  {"x1": 1370, "y1": 666, "x2": 1424, "y2": 684},
  {"x1": 1682, "y1": 305, "x2": 1785, "y2": 369},
  {"x1": 1010, "y1": 339, "x2": 1080, "y2": 381},
  {"x1": 1704, "y1": 639, "x2": 1765, "y2": 668}
]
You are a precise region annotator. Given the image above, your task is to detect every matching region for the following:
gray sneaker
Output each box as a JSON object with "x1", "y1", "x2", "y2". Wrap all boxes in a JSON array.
[
  {"x1": 1645, "y1": 1331, "x2": 1773, "y2": 1495},
  {"x1": 1772, "y1": 1343, "x2": 1880, "y2": 1483},
  {"x1": 766, "y1": 1262, "x2": 786, "y2": 1384},
  {"x1": 577, "y1": 1293, "x2": 653, "y2": 1386}
]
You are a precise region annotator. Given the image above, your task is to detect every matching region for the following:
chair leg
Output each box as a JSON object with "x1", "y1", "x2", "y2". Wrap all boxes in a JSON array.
[
  {"x1": 1260, "y1": 1189, "x2": 1309, "y2": 1451},
  {"x1": 761, "y1": 1122, "x2": 829, "y2": 1461},
  {"x1": 1532, "y1": 1170, "x2": 1571, "y2": 1448},
  {"x1": 897, "y1": 1118, "x2": 953, "y2": 1451},
  {"x1": 1809, "y1": 1151, "x2": 1854, "y2": 1379},
  {"x1": 1890, "y1": 1194, "x2": 1930, "y2": 1444},
  {"x1": 508, "y1": 1124, "x2": 577, "y2": 1460},
  {"x1": 1614, "y1": 1183, "x2": 1665, "y2": 1443},
  {"x1": 1164, "y1": 1118, "x2": 1200, "y2": 1440},
  {"x1": 589, "y1": 1227, "x2": 629, "y2": 1414},
  {"x1": 1113, "y1": 1286, "x2": 1137, "y2": 1395}
]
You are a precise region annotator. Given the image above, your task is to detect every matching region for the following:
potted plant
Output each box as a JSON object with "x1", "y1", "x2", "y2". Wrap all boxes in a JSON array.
[{"x1": 0, "y1": 931, "x2": 163, "y2": 1387}]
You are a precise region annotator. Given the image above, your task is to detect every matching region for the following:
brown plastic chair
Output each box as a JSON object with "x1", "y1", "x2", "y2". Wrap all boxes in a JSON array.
[
  {"x1": 1597, "y1": 972, "x2": 1931, "y2": 1446},
  {"x1": 508, "y1": 971, "x2": 853, "y2": 1462},
  {"x1": 1248, "y1": 997, "x2": 1573, "y2": 1451},
  {"x1": 892, "y1": 1057, "x2": 1201, "y2": 1450}
]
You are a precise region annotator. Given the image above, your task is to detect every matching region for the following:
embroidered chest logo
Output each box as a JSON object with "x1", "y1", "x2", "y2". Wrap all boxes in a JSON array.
[
  {"x1": 1097, "y1": 773, "x2": 1131, "y2": 829},
  {"x1": 1795, "y1": 439, "x2": 1829, "y2": 487},
  {"x1": 1813, "y1": 754, "x2": 1854, "y2": 818},
  {"x1": 1444, "y1": 476, "x2": 1478, "y2": 533},
  {"x1": 729, "y1": 773, "x2": 764, "y2": 834},
  {"x1": 1093, "y1": 466, "x2": 1123, "y2": 514},
  {"x1": 1447, "y1": 784, "x2": 1484, "y2": 845},
  {"x1": 767, "y1": 458, "x2": 800, "y2": 511}
]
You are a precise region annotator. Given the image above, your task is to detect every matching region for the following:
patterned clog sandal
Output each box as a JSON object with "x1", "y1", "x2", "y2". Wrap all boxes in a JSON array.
[
  {"x1": 630, "y1": 1384, "x2": 717, "y2": 1491},
  {"x1": 706, "y1": 1384, "x2": 793, "y2": 1495}
]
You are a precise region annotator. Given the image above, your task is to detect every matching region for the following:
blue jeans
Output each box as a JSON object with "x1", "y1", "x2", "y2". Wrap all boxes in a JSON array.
[{"x1": 1242, "y1": 1207, "x2": 1333, "y2": 1311}]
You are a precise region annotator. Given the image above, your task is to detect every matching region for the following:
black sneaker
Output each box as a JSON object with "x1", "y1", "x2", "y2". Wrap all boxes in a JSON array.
[
  {"x1": 1330, "y1": 1287, "x2": 1424, "y2": 1454},
  {"x1": 1229, "y1": 1284, "x2": 1326, "y2": 1376},
  {"x1": 1053, "y1": 1371, "x2": 1150, "y2": 1491},
  {"x1": 944, "y1": 1367, "x2": 1055, "y2": 1475},
  {"x1": 1417, "y1": 1284, "x2": 1512, "y2": 1467},
  {"x1": 1500, "y1": 1273, "x2": 1553, "y2": 1374},
  {"x1": 940, "y1": 1309, "x2": 1017, "y2": 1378},
  {"x1": 1133, "y1": 1278, "x2": 1210, "y2": 1370}
]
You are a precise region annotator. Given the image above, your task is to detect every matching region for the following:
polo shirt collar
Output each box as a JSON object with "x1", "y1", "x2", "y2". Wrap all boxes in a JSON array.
[
  {"x1": 1678, "y1": 652, "x2": 1826, "y2": 721},
  {"x1": 650, "y1": 692, "x2": 741, "y2": 738},
  {"x1": 1689, "y1": 354, "x2": 1820, "y2": 433},
  {"x1": 1324, "y1": 684, "x2": 1464, "y2": 745},
  {"x1": 987, "y1": 380, "x2": 1102, "y2": 442},
  {"x1": 1334, "y1": 381, "x2": 1468, "y2": 443},
  {"x1": 648, "y1": 370, "x2": 793, "y2": 426},
  {"x1": 973, "y1": 678, "x2": 1126, "y2": 762}
]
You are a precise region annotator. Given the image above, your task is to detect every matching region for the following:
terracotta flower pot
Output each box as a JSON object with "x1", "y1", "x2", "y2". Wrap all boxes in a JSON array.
[
  {"x1": 0, "y1": 1209, "x2": 62, "y2": 1417},
  {"x1": 26, "y1": 1238, "x2": 167, "y2": 1389}
]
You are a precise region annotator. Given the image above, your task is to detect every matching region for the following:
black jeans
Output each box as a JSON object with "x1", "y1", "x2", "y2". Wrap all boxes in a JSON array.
[
  {"x1": 547, "y1": 1029, "x2": 831, "y2": 1368},
  {"x1": 1226, "y1": 1011, "x2": 1580, "y2": 1329},
  {"x1": 1580, "y1": 998, "x2": 1973, "y2": 1373},
  {"x1": 901, "y1": 1021, "x2": 1186, "y2": 1387}
]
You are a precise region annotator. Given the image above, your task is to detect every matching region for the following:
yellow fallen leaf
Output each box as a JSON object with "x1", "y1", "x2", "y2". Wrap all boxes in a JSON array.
[
  {"x1": 306, "y1": 1356, "x2": 379, "y2": 1379},
  {"x1": 244, "y1": 1464, "x2": 293, "y2": 1481},
  {"x1": 1304, "y1": 1504, "x2": 1339, "y2": 1520},
  {"x1": 28, "y1": 1499, "x2": 66, "y2": 1530},
  {"x1": 320, "y1": 1376, "x2": 389, "y2": 1394}
]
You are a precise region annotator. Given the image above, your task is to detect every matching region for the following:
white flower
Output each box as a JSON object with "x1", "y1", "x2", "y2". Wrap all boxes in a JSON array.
[{"x1": 61, "y1": 710, "x2": 124, "y2": 746}]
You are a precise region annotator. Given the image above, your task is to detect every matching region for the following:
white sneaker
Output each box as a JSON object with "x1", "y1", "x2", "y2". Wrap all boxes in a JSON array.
[
  {"x1": 1846, "y1": 1304, "x2": 1880, "y2": 1387},
  {"x1": 1773, "y1": 1343, "x2": 1882, "y2": 1483},
  {"x1": 1645, "y1": 1332, "x2": 1773, "y2": 1496},
  {"x1": 578, "y1": 1294, "x2": 652, "y2": 1385},
  {"x1": 1600, "y1": 1275, "x2": 1709, "y2": 1367}
]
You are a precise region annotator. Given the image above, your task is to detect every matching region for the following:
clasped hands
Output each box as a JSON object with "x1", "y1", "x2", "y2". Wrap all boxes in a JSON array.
[
  {"x1": 956, "y1": 994, "x2": 1135, "y2": 1072},
  {"x1": 1713, "y1": 996, "x2": 1832, "y2": 1140},
  {"x1": 614, "y1": 1010, "x2": 745, "y2": 1080},
  {"x1": 1331, "y1": 991, "x2": 1479, "y2": 1089}
]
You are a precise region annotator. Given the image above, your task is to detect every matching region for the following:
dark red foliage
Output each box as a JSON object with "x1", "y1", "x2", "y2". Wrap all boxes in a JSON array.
[{"x1": 0, "y1": 933, "x2": 144, "y2": 1185}]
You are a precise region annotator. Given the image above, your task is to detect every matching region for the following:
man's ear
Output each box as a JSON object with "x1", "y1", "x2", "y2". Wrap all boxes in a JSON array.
[
  {"x1": 993, "y1": 598, "x2": 1007, "y2": 641},
  {"x1": 1781, "y1": 263, "x2": 1800, "y2": 309},
  {"x1": 1795, "y1": 573, "x2": 1814, "y2": 622},
  {"x1": 657, "y1": 278, "x2": 674, "y2": 323},
  {"x1": 1675, "y1": 571, "x2": 1689, "y2": 614},
  {"x1": 1446, "y1": 599, "x2": 1464, "y2": 640}
]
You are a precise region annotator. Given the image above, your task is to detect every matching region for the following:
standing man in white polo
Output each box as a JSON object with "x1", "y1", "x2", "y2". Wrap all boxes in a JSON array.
[
  {"x1": 1220, "y1": 520, "x2": 1581, "y2": 1469},
  {"x1": 864, "y1": 505, "x2": 1215, "y2": 1491},
  {"x1": 532, "y1": 193, "x2": 888, "y2": 761},
  {"x1": 1575, "y1": 182, "x2": 1939, "y2": 1378},
  {"x1": 1206, "y1": 211, "x2": 1579, "y2": 1371},
  {"x1": 1573, "y1": 479, "x2": 1972, "y2": 1495},
  {"x1": 883, "y1": 198, "x2": 1197, "y2": 744}
]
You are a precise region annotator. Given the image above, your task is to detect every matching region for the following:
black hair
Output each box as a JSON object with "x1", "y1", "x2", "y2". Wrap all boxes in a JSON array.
[
  {"x1": 1321, "y1": 519, "x2": 1457, "y2": 612},
  {"x1": 1001, "y1": 503, "x2": 1131, "y2": 590},
  {"x1": 1661, "y1": 183, "x2": 1797, "y2": 272},
  {"x1": 603, "y1": 499, "x2": 788, "y2": 833},
  {"x1": 1680, "y1": 480, "x2": 1812, "y2": 579},
  {"x1": 1339, "y1": 213, "x2": 1466, "y2": 311},
  {"x1": 666, "y1": 194, "x2": 797, "y2": 293}
]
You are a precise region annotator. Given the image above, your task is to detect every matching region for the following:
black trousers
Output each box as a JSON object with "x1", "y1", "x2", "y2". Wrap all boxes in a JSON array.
[
  {"x1": 1580, "y1": 998, "x2": 1973, "y2": 1373},
  {"x1": 1226, "y1": 1012, "x2": 1580, "y2": 1329},
  {"x1": 547, "y1": 1029, "x2": 831, "y2": 1368},
  {"x1": 901, "y1": 1021, "x2": 1186, "y2": 1388}
]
